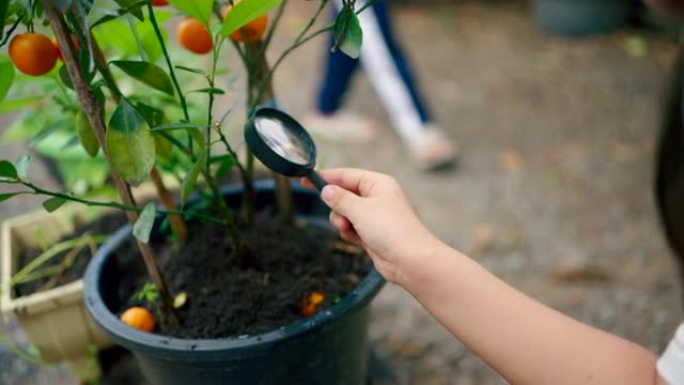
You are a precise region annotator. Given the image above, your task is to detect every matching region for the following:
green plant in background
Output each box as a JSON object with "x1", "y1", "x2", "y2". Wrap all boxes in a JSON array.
[{"x1": 0, "y1": 0, "x2": 366, "y2": 325}]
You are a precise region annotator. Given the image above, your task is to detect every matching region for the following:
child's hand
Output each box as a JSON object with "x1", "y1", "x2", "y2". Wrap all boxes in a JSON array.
[{"x1": 304, "y1": 168, "x2": 444, "y2": 285}]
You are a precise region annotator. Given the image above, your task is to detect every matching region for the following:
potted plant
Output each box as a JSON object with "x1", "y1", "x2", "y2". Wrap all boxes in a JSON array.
[
  {"x1": 0, "y1": 203, "x2": 131, "y2": 381},
  {"x1": 0, "y1": 0, "x2": 383, "y2": 384},
  {"x1": 533, "y1": 0, "x2": 635, "y2": 37}
]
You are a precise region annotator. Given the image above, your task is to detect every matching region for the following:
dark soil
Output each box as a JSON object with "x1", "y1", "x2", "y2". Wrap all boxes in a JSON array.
[
  {"x1": 15, "y1": 213, "x2": 129, "y2": 297},
  {"x1": 122, "y1": 217, "x2": 371, "y2": 339}
]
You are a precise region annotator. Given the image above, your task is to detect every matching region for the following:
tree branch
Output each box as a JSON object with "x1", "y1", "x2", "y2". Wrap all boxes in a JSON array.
[{"x1": 44, "y1": 0, "x2": 177, "y2": 321}]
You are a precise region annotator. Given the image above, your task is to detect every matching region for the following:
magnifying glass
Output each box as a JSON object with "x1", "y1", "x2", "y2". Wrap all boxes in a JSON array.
[{"x1": 244, "y1": 108, "x2": 327, "y2": 191}]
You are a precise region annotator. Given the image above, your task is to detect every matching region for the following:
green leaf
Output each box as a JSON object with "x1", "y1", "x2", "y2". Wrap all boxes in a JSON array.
[
  {"x1": 135, "y1": 102, "x2": 165, "y2": 127},
  {"x1": 0, "y1": 192, "x2": 19, "y2": 202},
  {"x1": 75, "y1": 111, "x2": 99, "y2": 157},
  {"x1": 221, "y1": 0, "x2": 281, "y2": 38},
  {"x1": 334, "y1": 9, "x2": 363, "y2": 59},
  {"x1": 150, "y1": 123, "x2": 207, "y2": 149},
  {"x1": 42, "y1": 197, "x2": 66, "y2": 213},
  {"x1": 91, "y1": 2, "x2": 151, "y2": 30},
  {"x1": 113, "y1": 0, "x2": 144, "y2": 21},
  {"x1": 214, "y1": 154, "x2": 236, "y2": 178},
  {"x1": 0, "y1": 55, "x2": 14, "y2": 103},
  {"x1": 188, "y1": 128, "x2": 205, "y2": 149},
  {"x1": 188, "y1": 87, "x2": 225, "y2": 95},
  {"x1": 167, "y1": 0, "x2": 213, "y2": 26},
  {"x1": 58, "y1": 65, "x2": 73, "y2": 89},
  {"x1": 111, "y1": 60, "x2": 174, "y2": 95},
  {"x1": 94, "y1": 86, "x2": 106, "y2": 111},
  {"x1": 78, "y1": 49, "x2": 96, "y2": 84},
  {"x1": 181, "y1": 152, "x2": 206, "y2": 206},
  {"x1": 0, "y1": 0, "x2": 7, "y2": 42},
  {"x1": 174, "y1": 65, "x2": 205, "y2": 76},
  {"x1": 0, "y1": 96, "x2": 44, "y2": 114},
  {"x1": 50, "y1": 0, "x2": 72, "y2": 12},
  {"x1": 0, "y1": 160, "x2": 17, "y2": 180},
  {"x1": 151, "y1": 122, "x2": 209, "y2": 132},
  {"x1": 140, "y1": 27, "x2": 164, "y2": 63},
  {"x1": 15, "y1": 154, "x2": 30, "y2": 179},
  {"x1": 106, "y1": 99, "x2": 156, "y2": 185},
  {"x1": 133, "y1": 202, "x2": 156, "y2": 243},
  {"x1": 153, "y1": 132, "x2": 173, "y2": 158}
]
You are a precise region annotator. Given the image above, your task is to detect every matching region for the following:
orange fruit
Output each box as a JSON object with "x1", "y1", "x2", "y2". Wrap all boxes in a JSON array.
[
  {"x1": 120, "y1": 307, "x2": 156, "y2": 332},
  {"x1": 152, "y1": 0, "x2": 168, "y2": 5},
  {"x1": 52, "y1": 35, "x2": 79, "y2": 61},
  {"x1": 176, "y1": 18, "x2": 212, "y2": 54},
  {"x1": 9, "y1": 33, "x2": 58, "y2": 76},
  {"x1": 299, "y1": 291, "x2": 325, "y2": 317},
  {"x1": 223, "y1": 5, "x2": 268, "y2": 43}
]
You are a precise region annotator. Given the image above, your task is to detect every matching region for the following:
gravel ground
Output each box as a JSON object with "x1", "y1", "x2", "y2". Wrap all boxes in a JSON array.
[{"x1": 1, "y1": 1, "x2": 683, "y2": 384}]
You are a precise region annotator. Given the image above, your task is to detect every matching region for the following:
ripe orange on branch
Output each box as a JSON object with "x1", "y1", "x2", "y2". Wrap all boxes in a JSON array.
[
  {"x1": 9, "y1": 33, "x2": 57, "y2": 76},
  {"x1": 223, "y1": 4, "x2": 269, "y2": 43},
  {"x1": 176, "y1": 18, "x2": 212, "y2": 54}
]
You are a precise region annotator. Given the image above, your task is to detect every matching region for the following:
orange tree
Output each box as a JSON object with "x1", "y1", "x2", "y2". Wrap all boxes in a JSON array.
[{"x1": 0, "y1": 0, "x2": 366, "y2": 319}]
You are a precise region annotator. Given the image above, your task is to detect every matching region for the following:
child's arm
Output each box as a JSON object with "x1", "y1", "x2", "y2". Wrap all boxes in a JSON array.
[{"x1": 312, "y1": 168, "x2": 664, "y2": 385}]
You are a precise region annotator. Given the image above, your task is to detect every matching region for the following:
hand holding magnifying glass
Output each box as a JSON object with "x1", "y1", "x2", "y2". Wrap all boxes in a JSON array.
[{"x1": 244, "y1": 108, "x2": 328, "y2": 191}]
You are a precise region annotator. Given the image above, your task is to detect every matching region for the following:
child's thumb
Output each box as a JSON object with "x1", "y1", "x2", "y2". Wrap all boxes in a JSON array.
[{"x1": 321, "y1": 185, "x2": 362, "y2": 219}]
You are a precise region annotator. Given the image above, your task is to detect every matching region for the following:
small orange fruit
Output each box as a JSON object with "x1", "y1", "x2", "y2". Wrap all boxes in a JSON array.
[
  {"x1": 299, "y1": 291, "x2": 325, "y2": 317},
  {"x1": 9, "y1": 33, "x2": 58, "y2": 76},
  {"x1": 176, "y1": 18, "x2": 212, "y2": 54},
  {"x1": 52, "y1": 35, "x2": 79, "y2": 61},
  {"x1": 120, "y1": 307, "x2": 156, "y2": 332},
  {"x1": 151, "y1": 0, "x2": 168, "y2": 5},
  {"x1": 223, "y1": 4, "x2": 268, "y2": 43}
]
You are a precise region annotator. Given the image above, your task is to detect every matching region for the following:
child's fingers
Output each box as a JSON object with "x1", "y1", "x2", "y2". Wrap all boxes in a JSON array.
[
  {"x1": 330, "y1": 212, "x2": 352, "y2": 233},
  {"x1": 340, "y1": 228, "x2": 362, "y2": 245},
  {"x1": 318, "y1": 168, "x2": 382, "y2": 196},
  {"x1": 329, "y1": 212, "x2": 362, "y2": 244}
]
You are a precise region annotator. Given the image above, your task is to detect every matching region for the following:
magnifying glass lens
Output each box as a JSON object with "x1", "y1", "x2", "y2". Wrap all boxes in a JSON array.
[{"x1": 254, "y1": 117, "x2": 311, "y2": 166}]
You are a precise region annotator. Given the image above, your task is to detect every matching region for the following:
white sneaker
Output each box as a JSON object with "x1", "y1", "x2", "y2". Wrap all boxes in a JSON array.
[
  {"x1": 407, "y1": 126, "x2": 458, "y2": 171},
  {"x1": 301, "y1": 111, "x2": 379, "y2": 142}
]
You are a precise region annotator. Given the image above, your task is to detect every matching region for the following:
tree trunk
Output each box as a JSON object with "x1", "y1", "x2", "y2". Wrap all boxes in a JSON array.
[
  {"x1": 244, "y1": 41, "x2": 295, "y2": 223},
  {"x1": 44, "y1": 1, "x2": 176, "y2": 321}
]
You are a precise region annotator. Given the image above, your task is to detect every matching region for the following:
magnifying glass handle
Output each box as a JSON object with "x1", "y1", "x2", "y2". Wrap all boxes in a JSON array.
[{"x1": 307, "y1": 170, "x2": 327, "y2": 191}]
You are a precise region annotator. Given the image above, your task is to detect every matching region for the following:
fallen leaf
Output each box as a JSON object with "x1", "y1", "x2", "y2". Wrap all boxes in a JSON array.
[
  {"x1": 173, "y1": 292, "x2": 187, "y2": 309},
  {"x1": 624, "y1": 36, "x2": 648, "y2": 59},
  {"x1": 549, "y1": 266, "x2": 610, "y2": 284},
  {"x1": 500, "y1": 148, "x2": 525, "y2": 172}
]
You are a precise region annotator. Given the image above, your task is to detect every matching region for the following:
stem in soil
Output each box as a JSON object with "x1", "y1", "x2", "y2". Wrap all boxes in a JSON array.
[{"x1": 243, "y1": 40, "x2": 295, "y2": 223}]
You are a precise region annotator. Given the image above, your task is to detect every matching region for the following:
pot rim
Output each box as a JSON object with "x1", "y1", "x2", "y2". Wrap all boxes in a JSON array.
[{"x1": 84, "y1": 181, "x2": 384, "y2": 359}]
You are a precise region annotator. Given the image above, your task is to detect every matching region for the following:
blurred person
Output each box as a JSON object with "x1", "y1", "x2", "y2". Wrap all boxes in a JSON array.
[
  {"x1": 303, "y1": 0, "x2": 457, "y2": 171},
  {"x1": 297, "y1": 3, "x2": 684, "y2": 383}
]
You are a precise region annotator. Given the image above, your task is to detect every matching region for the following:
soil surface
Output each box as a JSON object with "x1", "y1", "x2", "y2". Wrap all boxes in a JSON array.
[
  {"x1": 15, "y1": 214, "x2": 129, "y2": 297},
  {"x1": 120, "y1": 217, "x2": 369, "y2": 339}
]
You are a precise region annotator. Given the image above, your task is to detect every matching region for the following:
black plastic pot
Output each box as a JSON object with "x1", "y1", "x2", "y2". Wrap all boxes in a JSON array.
[
  {"x1": 84, "y1": 181, "x2": 385, "y2": 385},
  {"x1": 534, "y1": 0, "x2": 634, "y2": 37}
]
